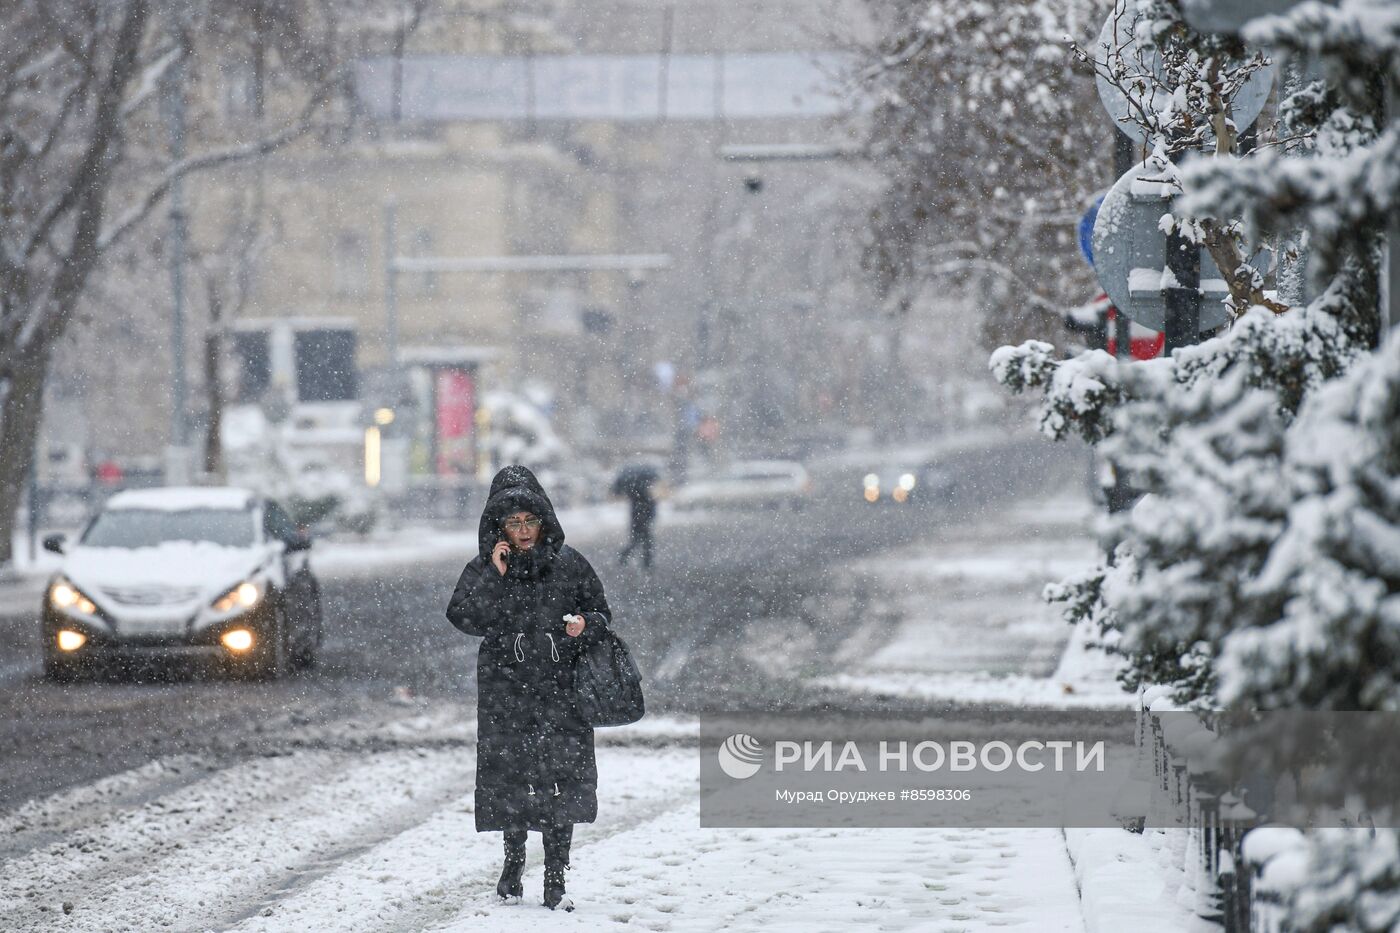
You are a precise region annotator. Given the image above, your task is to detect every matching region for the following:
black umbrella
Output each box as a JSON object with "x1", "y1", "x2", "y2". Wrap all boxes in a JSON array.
[{"x1": 612, "y1": 463, "x2": 660, "y2": 497}]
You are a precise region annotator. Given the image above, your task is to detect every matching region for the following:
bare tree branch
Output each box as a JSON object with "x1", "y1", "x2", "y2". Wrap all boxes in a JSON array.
[
  {"x1": 97, "y1": 85, "x2": 334, "y2": 252},
  {"x1": 925, "y1": 258, "x2": 1066, "y2": 316},
  {"x1": 119, "y1": 43, "x2": 184, "y2": 119},
  {"x1": 12, "y1": 0, "x2": 152, "y2": 356}
]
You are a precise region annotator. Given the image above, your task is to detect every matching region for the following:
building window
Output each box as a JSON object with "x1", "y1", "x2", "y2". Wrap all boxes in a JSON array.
[
  {"x1": 332, "y1": 230, "x2": 369, "y2": 298},
  {"x1": 294, "y1": 329, "x2": 359, "y2": 402}
]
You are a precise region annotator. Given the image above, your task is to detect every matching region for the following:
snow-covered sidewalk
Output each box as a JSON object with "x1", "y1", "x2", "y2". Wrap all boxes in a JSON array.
[
  {"x1": 438, "y1": 809, "x2": 1087, "y2": 932},
  {"x1": 815, "y1": 490, "x2": 1131, "y2": 709},
  {"x1": 802, "y1": 485, "x2": 1199, "y2": 933}
]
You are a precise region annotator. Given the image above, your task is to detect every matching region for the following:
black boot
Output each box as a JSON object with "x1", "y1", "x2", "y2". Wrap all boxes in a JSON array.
[
  {"x1": 542, "y1": 823, "x2": 574, "y2": 911},
  {"x1": 497, "y1": 830, "x2": 526, "y2": 903}
]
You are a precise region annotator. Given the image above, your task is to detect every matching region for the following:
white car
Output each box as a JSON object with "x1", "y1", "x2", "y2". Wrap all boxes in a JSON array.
[
  {"x1": 672, "y1": 460, "x2": 813, "y2": 511},
  {"x1": 40, "y1": 487, "x2": 323, "y2": 681}
]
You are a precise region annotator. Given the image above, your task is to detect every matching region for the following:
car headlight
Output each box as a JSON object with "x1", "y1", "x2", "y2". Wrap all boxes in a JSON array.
[
  {"x1": 898, "y1": 473, "x2": 916, "y2": 491},
  {"x1": 212, "y1": 581, "x2": 262, "y2": 614},
  {"x1": 49, "y1": 577, "x2": 98, "y2": 617}
]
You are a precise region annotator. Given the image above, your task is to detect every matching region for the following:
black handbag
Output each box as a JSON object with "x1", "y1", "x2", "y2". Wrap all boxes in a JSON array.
[{"x1": 574, "y1": 629, "x2": 645, "y2": 726}]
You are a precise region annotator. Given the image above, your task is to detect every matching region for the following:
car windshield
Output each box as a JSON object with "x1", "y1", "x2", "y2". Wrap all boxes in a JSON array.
[{"x1": 82, "y1": 508, "x2": 257, "y2": 548}]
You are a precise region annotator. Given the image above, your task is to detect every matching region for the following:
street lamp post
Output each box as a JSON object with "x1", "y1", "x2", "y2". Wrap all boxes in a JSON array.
[{"x1": 162, "y1": 52, "x2": 191, "y2": 482}]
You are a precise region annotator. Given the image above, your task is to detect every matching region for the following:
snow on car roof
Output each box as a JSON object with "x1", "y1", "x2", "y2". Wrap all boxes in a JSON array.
[
  {"x1": 730, "y1": 459, "x2": 802, "y2": 469},
  {"x1": 104, "y1": 487, "x2": 257, "y2": 512}
]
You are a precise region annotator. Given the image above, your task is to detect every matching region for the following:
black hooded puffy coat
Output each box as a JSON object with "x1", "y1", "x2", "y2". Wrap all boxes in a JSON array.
[{"x1": 446, "y1": 466, "x2": 613, "y2": 831}]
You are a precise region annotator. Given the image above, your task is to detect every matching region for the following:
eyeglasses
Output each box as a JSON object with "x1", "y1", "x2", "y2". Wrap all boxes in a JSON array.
[{"x1": 503, "y1": 517, "x2": 542, "y2": 532}]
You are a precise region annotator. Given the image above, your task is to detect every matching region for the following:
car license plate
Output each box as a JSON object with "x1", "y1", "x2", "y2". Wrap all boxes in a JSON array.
[{"x1": 116, "y1": 618, "x2": 187, "y2": 637}]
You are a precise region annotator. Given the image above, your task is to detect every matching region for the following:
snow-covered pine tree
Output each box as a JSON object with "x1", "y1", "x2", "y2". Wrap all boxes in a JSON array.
[
  {"x1": 991, "y1": 0, "x2": 1389, "y2": 707},
  {"x1": 994, "y1": 0, "x2": 1399, "y2": 922}
]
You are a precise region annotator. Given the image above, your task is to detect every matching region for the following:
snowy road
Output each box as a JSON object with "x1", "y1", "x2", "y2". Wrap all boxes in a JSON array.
[{"x1": 0, "y1": 436, "x2": 1125, "y2": 930}]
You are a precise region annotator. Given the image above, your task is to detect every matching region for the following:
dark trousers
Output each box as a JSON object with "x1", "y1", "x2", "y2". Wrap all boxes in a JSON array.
[
  {"x1": 619, "y1": 520, "x2": 654, "y2": 568},
  {"x1": 504, "y1": 823, "x2": 573, "y2": 867}
]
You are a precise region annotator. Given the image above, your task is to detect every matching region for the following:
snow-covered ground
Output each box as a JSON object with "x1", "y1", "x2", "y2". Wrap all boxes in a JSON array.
[
  {"x1": 815, "y1": 491, "x2": 1131, "y2": 709},
  {"x1": 0, "y1": 477, "x2": 1196, "y2": 931},
  {"x1": 801, "y1": 486, "x2": 1196, "y2": 933},
  {"x1": 0, "y1": 714, "x2": 1092, "y2": 933},
  {"x1": 438, "y1": 813, "x2": 1088, "y2": 932},
  {"x1": 1066, "y1": 828, "x2": 1204, "y2": 933}
]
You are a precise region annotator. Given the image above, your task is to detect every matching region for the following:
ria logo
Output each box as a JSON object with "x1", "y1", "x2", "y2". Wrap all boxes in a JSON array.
[{"x1": 717, "y1": 733, "x2": 764, "y2": 779}]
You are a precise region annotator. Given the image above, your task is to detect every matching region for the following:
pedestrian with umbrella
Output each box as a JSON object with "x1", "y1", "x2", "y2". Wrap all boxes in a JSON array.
[{"x1": 612, "y1": 463, "x2": 660, "y2": 570}]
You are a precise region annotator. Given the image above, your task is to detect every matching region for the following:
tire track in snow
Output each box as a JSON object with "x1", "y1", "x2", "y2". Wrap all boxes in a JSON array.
[
  {"x1": 226, "y1": 746, "x2": 696, "y2": 933},
  {"x1": 0, "y1": 754, "x2": 219, "y2": 863},
  {"x1": 0, "y1": 746, "x2": 475, "y2": 932}
]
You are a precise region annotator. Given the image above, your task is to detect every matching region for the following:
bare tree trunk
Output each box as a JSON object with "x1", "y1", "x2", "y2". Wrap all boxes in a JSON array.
[
  {"x1": 0, "y1": 352, "x2": 50, "y2": 566},
  {"x1": 0, "y1": 0, "x2": 151, "y2": 565}
]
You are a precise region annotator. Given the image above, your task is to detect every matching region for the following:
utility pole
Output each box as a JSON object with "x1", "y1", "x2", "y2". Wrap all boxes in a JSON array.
[
  {"x1": 657, "y1": 4, "x2": 674, "y2": 121},
  {"x1": 161, "y1": 50, "x2": 190, "y2": 481},
  {"x1": 384, "y1": 200, "x2": 399, "y2": 368}
]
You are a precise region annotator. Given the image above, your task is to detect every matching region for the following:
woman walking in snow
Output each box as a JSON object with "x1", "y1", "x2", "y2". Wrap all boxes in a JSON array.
[{"x1": 445, "y1": 465, "x2": 614, "y2": 912}]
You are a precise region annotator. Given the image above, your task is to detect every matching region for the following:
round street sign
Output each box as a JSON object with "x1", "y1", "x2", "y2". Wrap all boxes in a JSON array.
[
  {"x1": 1094, "y1": 5, "x2": 1274, "y2": 146},
  {"x1": 1079, "y1": 196, "x2": 1104, "y2": 266},
  {"x1": 1091, "y1": 156, "x2": 1266, "y2": 334}
]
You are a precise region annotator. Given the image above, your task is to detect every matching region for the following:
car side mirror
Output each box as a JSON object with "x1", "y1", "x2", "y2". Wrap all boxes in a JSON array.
[{"x1": 42, "y1": 533, "x2": 67, "y2": 555}]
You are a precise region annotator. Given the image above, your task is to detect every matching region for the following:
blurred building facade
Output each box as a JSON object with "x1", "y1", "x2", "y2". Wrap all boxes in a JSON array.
[{"x1": 54, "y1": 0, "x2": 887, "y2": 476}]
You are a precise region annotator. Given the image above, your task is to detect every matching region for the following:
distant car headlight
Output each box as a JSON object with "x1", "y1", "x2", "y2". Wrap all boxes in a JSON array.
[
  {"x1": 49, "y1": 578, "x2": 98, "y2": 617},
  {"x1": 212, "y1": 581, "x2": 262, "y2": 614},
  {"x1": 898, "y1": 473, "x2": 916, "y2": 491},
  {"x1": 863, "y1": 473, "x2": 880, "y2": 502}
]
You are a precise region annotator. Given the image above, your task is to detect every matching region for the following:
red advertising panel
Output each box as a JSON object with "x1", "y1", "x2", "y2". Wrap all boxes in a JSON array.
[{"x1": 435, "y1": 367, "x2": 476, "y2": 476}]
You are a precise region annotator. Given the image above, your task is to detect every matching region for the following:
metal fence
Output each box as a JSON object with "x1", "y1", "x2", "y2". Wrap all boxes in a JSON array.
[{"x1": 1136, "y1": 696, "x2": 1310, "y2": 933}]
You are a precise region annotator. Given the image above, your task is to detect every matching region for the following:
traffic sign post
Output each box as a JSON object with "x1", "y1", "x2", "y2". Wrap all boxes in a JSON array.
[
  {"x1": 1091, "y1": 155, "x2": 1266, "y2": 338},
  {"x1": 1112, "y1": 133, "x2": 1134, "y2": 360},
  {"x1": 1089, "y1": 4, "x2": 1274, "y2": 354},
  {"x1": 1163, "y1": 143, "x2": 1201, "y2": 353},
  {"x1": 1163, "y1": 189, "x2": 1202, "y2": 351}
]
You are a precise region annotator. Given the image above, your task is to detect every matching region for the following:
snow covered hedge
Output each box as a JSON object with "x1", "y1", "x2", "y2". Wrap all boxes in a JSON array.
[
  {"x1": 991, "y1": 0, "x2": 1399, "y2": 923},
  {"x1": 992, "y1": 0, "x2": 1391, "y2": 712}
]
